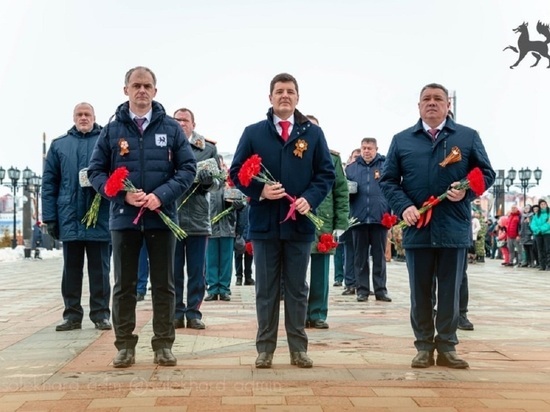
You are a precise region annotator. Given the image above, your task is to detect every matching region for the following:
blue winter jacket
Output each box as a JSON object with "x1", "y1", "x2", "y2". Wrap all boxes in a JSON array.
[
  {"x1": 42, "y1": 123, "x2": 110, "y2": 242},
  {"x1": 345, "y1": 153, "x2": 390, "y2": 225},
  {"x1": 380, "y1": 117, "x2": 495, "y2": 249},
  {"x1": 87, "y1": 101, "x2": 196, "y2": 231},
  {"x1": 229, "y1": 108, "x2": 335, "y2": 242}
]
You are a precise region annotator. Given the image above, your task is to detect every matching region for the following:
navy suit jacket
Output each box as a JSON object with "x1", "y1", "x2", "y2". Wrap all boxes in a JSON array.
[{"x1": 229, "y1": 108, "x2": 335, "y2": 242}]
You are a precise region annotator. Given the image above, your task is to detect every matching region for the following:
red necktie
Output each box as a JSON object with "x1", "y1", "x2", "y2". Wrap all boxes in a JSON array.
[
  {"x1": 279, "y1": 121, "x2": 291, "y2": 141},
  {"x1": 428, "y1": 128, "x2": 439, "y2": 141},
  {"x1": 134, "y1": 118, "x2": 146, "y2": 135}
]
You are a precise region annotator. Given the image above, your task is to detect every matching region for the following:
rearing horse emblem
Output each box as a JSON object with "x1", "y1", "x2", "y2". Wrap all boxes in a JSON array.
[{"x1": 503, "y1": 21, "x2": 550, "y2": 69}]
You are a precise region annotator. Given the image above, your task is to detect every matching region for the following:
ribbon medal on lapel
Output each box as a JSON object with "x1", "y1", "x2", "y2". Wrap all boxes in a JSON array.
[
  {"x1": 374, "y1": 169, "x2": 380, "y2": 179},
  {"x1": 293, "y1": 139, "x2": 308, "y2": 158},
  {"x1": 193, "y1": 136, "x2": 204, "y2": 149},
  {"x1": 439, "y1": 146, "x2": 462, "y2": 167},
  {"x1": 118, "y1": 138, "x2": 129, "y2": 156}
]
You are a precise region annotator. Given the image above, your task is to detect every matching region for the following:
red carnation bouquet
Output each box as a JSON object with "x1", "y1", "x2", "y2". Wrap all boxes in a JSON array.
[
  {"x1": 237, "y1": 154, "x2": 324, "y2": 231},
  {"x1": 381, "y1": 212, "x2": 398, "y2": 229},
  {"x1": 103, "y1": 166, "x2": 187, "y2": 240},
  {"x1": 82, "y1": 167, "x2": 135, "y2": 228},
  {"x1": 397, "y1": 167, "x2": 486, "y2": 229},
  {"x1": 316, "y1": 233, "x2": 339, "y2": 253}
]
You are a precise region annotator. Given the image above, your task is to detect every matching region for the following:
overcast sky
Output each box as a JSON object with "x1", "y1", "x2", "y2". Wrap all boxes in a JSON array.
[{"x1": 1, "y1": 0, "x2": 549, "y2": 198}]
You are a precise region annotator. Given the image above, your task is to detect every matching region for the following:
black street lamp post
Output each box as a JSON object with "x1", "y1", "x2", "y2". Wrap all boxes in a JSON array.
[
  {"x1": 7, "y1": 167, "x2": 21, "y2": 249},
  {"x1": 0, "y1": 165, "x2": 40, "y2": 249},
  {"x1": 492, "y1": 170, "x2": 505, "y2": 217},
  {"x1": 30, "y1": 174, "x2": 42, "y2": 222},
  {"x1": 505, "y1": 167, "x2": 543, "y2": 206}
]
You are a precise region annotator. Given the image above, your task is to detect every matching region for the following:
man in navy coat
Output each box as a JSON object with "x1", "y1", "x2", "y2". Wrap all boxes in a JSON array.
[
  {"x1": 380, "y1": 83, "x2": 495, "y2": 369},
  {"x1": 229, "y1": 73, "x2": 335, "y2": 369}
]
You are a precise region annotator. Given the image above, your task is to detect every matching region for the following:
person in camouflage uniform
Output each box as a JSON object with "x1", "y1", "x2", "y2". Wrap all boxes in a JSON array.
[
  {"x1": 474, "y1": 211, "x2": 487, "y2": 262},
  {"x1": 391, "y1": 225, "x2": 405, "y2": 261}
]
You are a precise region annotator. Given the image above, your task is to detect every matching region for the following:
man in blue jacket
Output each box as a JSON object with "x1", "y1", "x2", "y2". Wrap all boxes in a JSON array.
[
  {"x1": 229, "y1": 73, "x2": 335, "y2": 369},
  {"x1": 88, "y1": 67, "x2": 196, "y2": 368},
  {"x1": 345, "y1": 138, "x2": 391, "y2": 303},
  {"x1": 42, "y1": 102, "x2": 112, "y2": 333},
  {"x1": 380, "y1": 83, "x2": 495, "y2": 369}
]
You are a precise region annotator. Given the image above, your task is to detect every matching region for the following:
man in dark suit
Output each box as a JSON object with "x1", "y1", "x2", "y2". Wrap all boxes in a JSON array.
[
  {"x1": 380, "y1": 83, "x2": 495, "y2": 369},
  {"x1": 229, "y1": 73, "x2": 335, "y2": 369}
]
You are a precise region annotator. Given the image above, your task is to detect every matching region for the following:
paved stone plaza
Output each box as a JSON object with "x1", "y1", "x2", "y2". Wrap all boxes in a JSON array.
[{"x1": 0, "y1": 254, "x2": 549, "y2": 411}]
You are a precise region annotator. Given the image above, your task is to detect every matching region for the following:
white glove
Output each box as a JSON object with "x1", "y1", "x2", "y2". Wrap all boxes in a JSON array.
[{"x1": 333, "y1": 229, "x2": 345, "y2": 238}]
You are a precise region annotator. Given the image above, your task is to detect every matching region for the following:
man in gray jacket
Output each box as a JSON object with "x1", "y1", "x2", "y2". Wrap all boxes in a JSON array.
[{"x1": 173, "y1": 108, "x2": 224, "y2": 329}]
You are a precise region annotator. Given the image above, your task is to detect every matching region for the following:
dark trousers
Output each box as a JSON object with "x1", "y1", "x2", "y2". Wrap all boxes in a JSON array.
[
  {"x1": 234, "y1": 251, "x2": 253, "y2": 281},
  {"x1": 333, "y1": 242, "x2": 344, "y2": 282},
  {"x1": 407, "y1": 248, "x2": 466, "y2": 353},
  {"x1": 535, "y1": 234, "x2": 550, "y2": 270},
  {"x1": 432, "y1": 254, "x2": 469, "y2": 315},
  {"x1": 352, "y1": 224, "x2": 388, "y2": 296},
  {"x1": 253, "y1": 239, "x2": 310, "y2": 353},
  {"x1": 136, "y1": 242, "x2": 149, "y2": 295},
  {"x1": 307, "y1": 253, "x2": 330, "y2": 322},
  {"x1": 174, "y1": 235, "x2": 208, "y2": 320},
  {"x1": 342, "y1": 230, "x2": 356, "y2": 288},
  {"x1": 61, "y1": 240, "x2": 111, "y2": 323},
  {"x1": 111, "y1": 230, "x2": 176, "y2": 351}
]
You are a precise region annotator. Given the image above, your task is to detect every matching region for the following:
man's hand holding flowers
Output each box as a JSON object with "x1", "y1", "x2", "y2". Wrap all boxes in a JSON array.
[{"x1": 399, "y1": 167, "x2": 485, "y2": 229}]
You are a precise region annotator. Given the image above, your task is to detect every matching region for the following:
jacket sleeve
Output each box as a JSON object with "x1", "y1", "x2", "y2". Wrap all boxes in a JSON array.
[
  {"x1": 41, "y1": 141, "x2": 62, "y2": 223},
  {"x1": 379, "y1": 136, "x2": 415, "y2": 220},
  {"x1": 332, "y1": 154, "x2": 350, "y2": 230},
  {"x1": 230, "y1": 127, "x2": 265, "y2": 201}
]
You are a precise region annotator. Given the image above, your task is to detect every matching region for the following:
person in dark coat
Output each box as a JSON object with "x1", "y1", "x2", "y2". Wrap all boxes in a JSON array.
[
  {"x1": 229, "y1": 73, "x2": 335, "y2": 369},
  {"x1": 380, "y1": 83, "x2": 495, "y2": 370},
  {"x1": 234, "y1": 202, "x2": 254, "y2": 286},
  {"x1": 31, "y1": 221, "x2": 43, "y2": 259},
  {"x1": 42, "y1": 102, "x2": 112, "y2": 333},
  {"x1": 88, "y1": 67, "x2": 196, "y2": 368},
  {"x1": 345, "y1": 138, "x2": 392, "y2": 302}
]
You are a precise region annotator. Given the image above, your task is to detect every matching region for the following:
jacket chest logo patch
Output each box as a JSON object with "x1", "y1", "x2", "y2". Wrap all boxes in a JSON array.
[{"x1": 155, "y1": 134, "x2": 167, "y2": 147}]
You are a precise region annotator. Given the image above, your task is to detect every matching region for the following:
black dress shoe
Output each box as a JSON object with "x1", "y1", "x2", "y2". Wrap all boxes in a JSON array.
[
  {"x1": 236, "y1": 278, "x2": 243, "y2": 286},
  {"x1": 333, "y1": 280, "x2": 343, "y2": 287},
  {"x1": 55, "y1": 319, "x2": 82, "y2": 331},
  {"x1": 411, "y1": 350, "x2": 434, "y2": 368},
  {"x1": 436, "y1": 351, "x2": 469, "y2": 369},
  {"x1": 357, "y1": 294, "x2": 368, "y2": 302},
  {"x1": 342, "y1": 287, "x2": 356, "y2": 295},
  {"x1": 255, "y1": 352, "x2": 274, "y2": 368},
  {"x1": 290, "y1": 351, "x2": 313, "y2": 368},
  {"x1": 219, "y1": 293, "x2": 231, "y2": 301},
  {"x1": 94, "y1": 319, "x2": 112, "y2": 330},
  {"x1": 375, "y1": 294, "x2": 392, "y2": 302},
  {"x1": 136, "y1": 293, "x2": 145, "y2": 301},
  {"x1": 113, "y1": 348, "x2": 135, "y2": 368},
  {"x1": 244, "y1": 279, "x2": 255, "y2": 285},
  {"x1": 154, "y1": 348, "x2": 177, "y2": 366},
  {"x1": 174, "y1": 318, "x2": 185, "y2": 329},
  {"x1": 204, "y1": 294, "x2": 218, "y2": 301},
  {"x1": 187, "y1": 318, "x2": 206, "y2": 329},
  {"x1": 457, "y1": 315, "x2": 474, "y2": 331}
]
